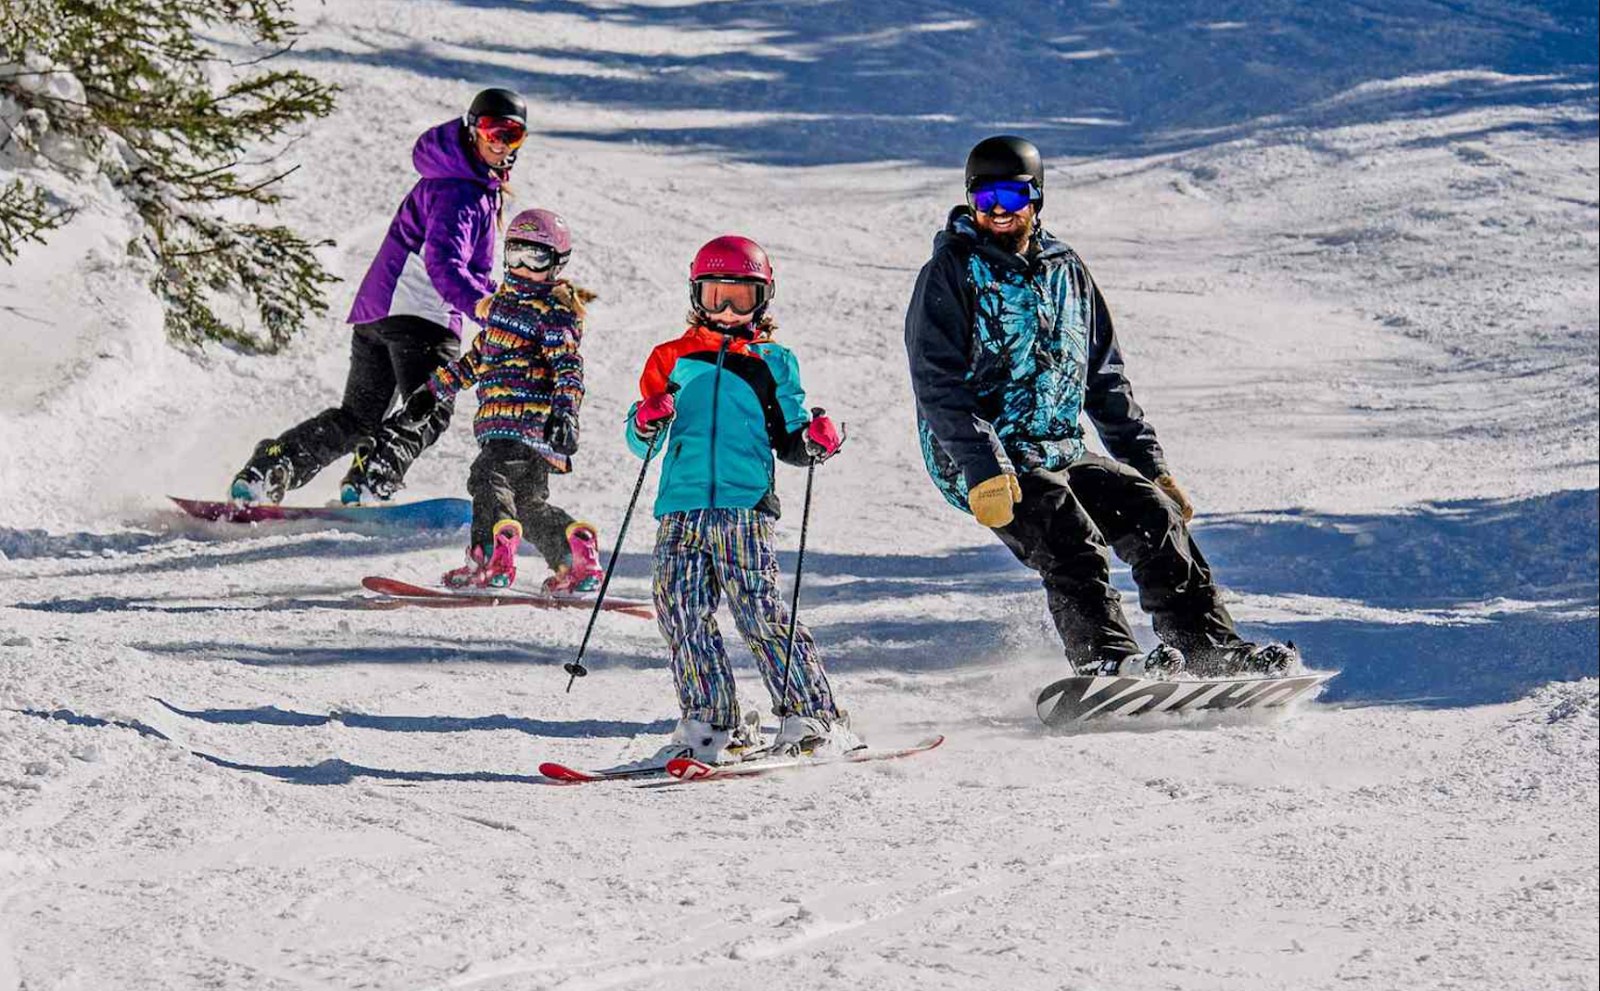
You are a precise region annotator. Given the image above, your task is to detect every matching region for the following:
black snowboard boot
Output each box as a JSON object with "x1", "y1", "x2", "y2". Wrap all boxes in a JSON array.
[
  {"x1": 1076, "y1": 643, "x2": 1186, "y2": 680},
  {"x1": 1196, "y1": 641, "x2": 1298, "y2": 677},
  {"x1": 339, "y1": 437, "x2": 403, "y2": 506},
  {"x1": 231, "y1": 440, "x2": 294, "y2": 505}
]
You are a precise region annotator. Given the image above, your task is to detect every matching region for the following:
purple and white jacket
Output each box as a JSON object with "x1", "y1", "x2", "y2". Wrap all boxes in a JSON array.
[{"x1": 347, "y1": 120, "x2": 501, "y2": 337}]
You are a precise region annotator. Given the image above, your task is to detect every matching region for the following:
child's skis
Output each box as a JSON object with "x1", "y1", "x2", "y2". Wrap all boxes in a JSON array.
[
  {"x1": 539, "y1": 736, "x2": 944, "y2": 785},
  {"x1": 665, "y1": 736, "x2": 944, "y2": 782}
]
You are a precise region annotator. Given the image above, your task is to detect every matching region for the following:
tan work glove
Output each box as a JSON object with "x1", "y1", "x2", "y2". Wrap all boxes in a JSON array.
[
  {"x1": 969, "y1": 473, "x2": 1023, "y2": 528},
  {"x1": 1154, "y1": 473, "x2": 1194, "y2": 522}
]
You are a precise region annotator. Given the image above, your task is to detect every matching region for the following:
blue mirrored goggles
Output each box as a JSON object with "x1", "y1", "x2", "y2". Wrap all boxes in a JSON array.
[{"x1": 969, "y1": 180, "x2": 1038, "y2": 214}]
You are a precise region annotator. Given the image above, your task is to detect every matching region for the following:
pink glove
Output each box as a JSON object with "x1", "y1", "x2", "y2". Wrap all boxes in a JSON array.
[
  {"x1": 804, "y1": 414, "x2": 845, "y2": 462},
  {"x1": 634, "y1": 392, "x2": 676, "y2": 436}
]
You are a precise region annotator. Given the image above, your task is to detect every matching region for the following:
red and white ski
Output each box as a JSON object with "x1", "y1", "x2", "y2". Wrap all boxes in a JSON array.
[
  {"x1": 540, "y1": 742, "x2": 781, "y2": 784},
  {"x1": 540, "y1": 757, "x2": 681, "y2": 783},
  {"x1": 665, "y1": 735, "x2": 945, "y2": 782},
  {"x1": 361, "y1": 576, "x2": 653, "y2": 619}
]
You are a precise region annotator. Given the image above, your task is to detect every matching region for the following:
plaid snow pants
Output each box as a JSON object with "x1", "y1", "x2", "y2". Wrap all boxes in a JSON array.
[{"x1": 652, "y1": 509, "x2": 839, "y2": 729}]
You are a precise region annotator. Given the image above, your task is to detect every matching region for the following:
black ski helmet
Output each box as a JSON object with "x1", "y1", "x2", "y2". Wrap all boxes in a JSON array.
[
  {"x1": 964, "y1": 135, "x2": 1044, "y2": 209},
  {"x1": 466, "y1": 87, "x2": 526, "y2": 126}
]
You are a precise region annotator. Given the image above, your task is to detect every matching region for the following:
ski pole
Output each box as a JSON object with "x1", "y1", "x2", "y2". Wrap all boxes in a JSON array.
[
  {"x1": 775, "y1": 409, "x2": 832, "y2": 714},
  {"x1": 564, "y1": 428, "x2": 661, "y2": 693}
]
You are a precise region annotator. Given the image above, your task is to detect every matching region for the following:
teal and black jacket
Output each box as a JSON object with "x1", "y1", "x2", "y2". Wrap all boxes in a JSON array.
[
  {"x1": 625, "y1": 322, "x2": 813, "y2": 518},
  {"x1": 904, "y1": 206, "x2": 1167, "y2": 512}
]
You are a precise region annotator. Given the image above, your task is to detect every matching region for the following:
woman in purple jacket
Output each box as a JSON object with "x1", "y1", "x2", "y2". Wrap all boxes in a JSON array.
[{"x1": 230, "y1": 88, "x2": 526, "y2": 506}]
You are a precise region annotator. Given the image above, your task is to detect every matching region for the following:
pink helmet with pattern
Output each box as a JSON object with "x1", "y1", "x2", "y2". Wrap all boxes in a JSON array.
[
  {"x1": 690, "y1": 235, "x2": 772, "y2": 283},
  {"x1": 688, "y1": 235, "x2": 775, "y2": 324},
  {"x1": 505, "y1": 207, "x2": 571, "y2": 253}
]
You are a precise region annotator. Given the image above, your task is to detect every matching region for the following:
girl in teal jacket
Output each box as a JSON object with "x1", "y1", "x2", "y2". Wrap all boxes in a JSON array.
[{"x1": 625, "y1": 235, "x2": 858, "y2": 763}]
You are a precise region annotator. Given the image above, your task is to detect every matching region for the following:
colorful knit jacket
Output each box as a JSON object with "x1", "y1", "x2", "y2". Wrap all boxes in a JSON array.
[{"x1": 427, "y1": 274, "x2": 593, "y2": 472}]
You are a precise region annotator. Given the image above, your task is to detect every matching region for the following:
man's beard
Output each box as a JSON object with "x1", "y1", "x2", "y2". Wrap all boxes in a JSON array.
[
  {"x1": 990, "y1": 222, "x2": 1031, "y2": 253},
  {"x1": 976, "y1": 213, "x2": 1033, "y2": 253}
]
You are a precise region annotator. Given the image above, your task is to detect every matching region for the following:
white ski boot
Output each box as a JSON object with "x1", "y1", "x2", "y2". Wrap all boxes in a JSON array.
[
  {"x1": 771, "y1": 710, "x2": 864, "y2": 757},
  {"x1": 668, "y1": 710, "x2": 765, "y2": 764}
]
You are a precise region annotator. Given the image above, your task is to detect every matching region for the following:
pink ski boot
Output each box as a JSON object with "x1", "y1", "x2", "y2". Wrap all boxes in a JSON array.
[
  {"x1": 542, "y1": 522, "x2": 603, "y2": 594},
  {"x1": 482, "y1": 519, "x2": 522, "y2": 589},
  {"x1": 441, "y1": 545, "x2": 488, "y2": 588}
]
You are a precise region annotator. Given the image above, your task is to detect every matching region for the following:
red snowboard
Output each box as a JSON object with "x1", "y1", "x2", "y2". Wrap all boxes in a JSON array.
[{"x1": 361, "y1": 576, "x2": 653, "y2": 619}]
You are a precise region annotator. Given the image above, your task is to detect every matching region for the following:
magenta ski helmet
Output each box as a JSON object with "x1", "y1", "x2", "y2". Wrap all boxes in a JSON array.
[{"x1": 688, "y1": 235, "x2": 775, "y2": 325}]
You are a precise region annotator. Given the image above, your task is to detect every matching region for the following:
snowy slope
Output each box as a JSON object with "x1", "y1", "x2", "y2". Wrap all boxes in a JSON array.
[{"x1": 1, "y1": 1, "x2": 1596, "y2": 989}]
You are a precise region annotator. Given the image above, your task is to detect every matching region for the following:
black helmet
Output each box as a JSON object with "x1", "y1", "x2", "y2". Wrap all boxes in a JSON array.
[
  {"x1": 467, "y1": 87, "x2": 526, "y2": 126},
  {"x1": 965, "y1": 134, "x2": 1044, "y2": 206}
]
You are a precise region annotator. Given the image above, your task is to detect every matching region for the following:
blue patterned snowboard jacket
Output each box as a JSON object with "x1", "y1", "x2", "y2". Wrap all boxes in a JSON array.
[{"x1": 905, "y1": 207, "x2": 1168, "y2": 513}]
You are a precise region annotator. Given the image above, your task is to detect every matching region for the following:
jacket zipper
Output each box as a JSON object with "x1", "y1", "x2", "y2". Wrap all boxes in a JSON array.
[{"x1": 708, "y1": 334, "x2": 730, "y2": 506}]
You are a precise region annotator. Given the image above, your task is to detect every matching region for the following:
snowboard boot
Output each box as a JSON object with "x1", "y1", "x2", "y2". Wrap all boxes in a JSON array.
[
  {"x1": 771, "y1": 710, "x2": 864, "y2": 757},
  {"x1": 542, "y1": 522, "x2": 603, "y2": 594},
  {"x1": 442, "y1": 545, "x2": 489, "y2": 588},
  {"x1": 482, "y1": 519, "x2": 521, "y2": 589},
  {"x1": 230, "y1": 440, "x2": 293, "y2": 505},
  {"x1": 1205, "y1": 641, "x2": 1298, "y2": 677},
  {"x1": 1076, "y1": 643, "x2": 1187, "y2": 680},
  {"x1": 339, "y1": 438, "x2": 403, "y2": 506}
]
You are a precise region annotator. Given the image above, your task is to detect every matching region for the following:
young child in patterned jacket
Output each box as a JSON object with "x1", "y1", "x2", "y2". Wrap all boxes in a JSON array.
[
  {"x1": 625, "y1": 235, "x2": 859, "y2": 762},
  {"x1": 398, "y1": 208, "x2": 603, "y2": 593}
]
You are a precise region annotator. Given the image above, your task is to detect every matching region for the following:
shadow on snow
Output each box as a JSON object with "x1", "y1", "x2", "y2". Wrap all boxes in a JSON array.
[
  {"x1": 127, "y1": 636, "x2": 663, "y2": 673},
  {"x1": 149, "y1": 696, "x2": 674, "y2": 738},
  {"x1": 13, "y1": 492, "x2": 1595, "y2": 715},
  {"x1": 800, "y1": 489, "x2": 1598, "y2": 709},
  {"x1": 7, "y1": 707, "x2": 630, "y2": 786},
  {"x1": 292, "y1": 0, "x2": 1598, "y2": 166}
]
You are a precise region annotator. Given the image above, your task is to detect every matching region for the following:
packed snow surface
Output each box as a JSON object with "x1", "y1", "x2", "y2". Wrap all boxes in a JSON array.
[{"x1": 1, "y1": 1, "x2": 1595, "y2": 988}]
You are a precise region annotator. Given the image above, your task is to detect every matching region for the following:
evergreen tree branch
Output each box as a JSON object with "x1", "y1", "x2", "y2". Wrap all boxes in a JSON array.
[
  {"x1": 0, "y1": 0, "x2": 341, "y2": 353},
  {"x1": 0, "y1": 179, "x2": 75, "y2": 263}
]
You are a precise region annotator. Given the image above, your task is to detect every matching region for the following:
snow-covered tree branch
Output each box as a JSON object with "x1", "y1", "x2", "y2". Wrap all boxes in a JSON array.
[{"x1": 0, "y1": 0, "x2": 339, "y2": 352}]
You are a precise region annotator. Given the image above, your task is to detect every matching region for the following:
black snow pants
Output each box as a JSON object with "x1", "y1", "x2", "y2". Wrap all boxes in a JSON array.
[
  {"x1": 272, "y1": 315, "x2": 459, "y2": 489},
  {"x1": 468, "y1": 439, "x2": 580, "y2": 570},
  {"x1": 993, "y1": 454, "x2": 1243, "y2": 671}
]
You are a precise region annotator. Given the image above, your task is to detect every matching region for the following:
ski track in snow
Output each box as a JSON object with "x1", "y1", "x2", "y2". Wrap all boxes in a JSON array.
[{"x1": 1, "y1": 0, "x2": 1596, "y2": 988}]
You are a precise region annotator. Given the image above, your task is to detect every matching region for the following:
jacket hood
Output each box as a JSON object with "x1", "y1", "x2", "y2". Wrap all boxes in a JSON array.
[
  {"x1": 936, "y1": 205, "x2": 1070, "y2": 267},
  {"x1": 412, "y1": 120, "x2": 500, "y2": 186}
]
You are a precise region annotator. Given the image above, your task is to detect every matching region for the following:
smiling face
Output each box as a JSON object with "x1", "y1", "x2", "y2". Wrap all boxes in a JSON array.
[
  {"x1": 474, "y1": 130, "x2": 514, "y2": 170},
  {"x1": 704, "y1": 308, "x2": 749, "y2": 329},
  {"x1": 973, "y1": 200, "x2": 1036, "y2": 252}
]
